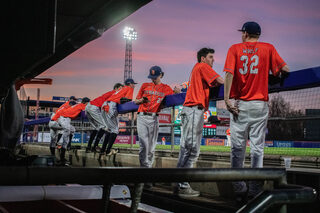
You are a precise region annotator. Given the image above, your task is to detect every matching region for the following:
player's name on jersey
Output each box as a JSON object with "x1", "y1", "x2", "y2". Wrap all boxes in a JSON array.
[
  {"x1": 143, "y1": 90, "x2": 165, "y2": 96},
  {"x1": 242, "y1": 48, "x2": 258, "y2": 54}
]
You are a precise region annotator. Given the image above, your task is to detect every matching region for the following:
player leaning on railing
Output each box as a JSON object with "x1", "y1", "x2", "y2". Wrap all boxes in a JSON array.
[{"x1": 174, "y1": 47, "x2": 224, "y2": 198}]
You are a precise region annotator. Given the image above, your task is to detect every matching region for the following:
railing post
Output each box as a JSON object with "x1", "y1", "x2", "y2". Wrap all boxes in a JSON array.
[
  {"x1": 130, "y1": 183, "x2": 144, "y2": 213},
  {"x1": 102, "y1": 183, "x2": 112, "y2": 213},
  {"x1": 81, "y1": 122, "x2": 84, "y2": 148},
  {"x1": 41, "y1": 125, "x2": 44, "y2": 143},
  {"x1": 131, "y1": 112, "x2": 134, "y2": 150},
  {"x1": 171, "y1": 106, "x2": 175, "y2": 153}
]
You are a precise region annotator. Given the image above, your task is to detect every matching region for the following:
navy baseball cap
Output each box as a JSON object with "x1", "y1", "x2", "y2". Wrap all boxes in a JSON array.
[
  {"x1": 238, "y1": 22, "x2": 261, "y2": 35},
  {"x1": 69, "y1": 96, "x2": 77, "y2": 101},
  {"x1": 148, "y1": 66, "x2": 163, "y2": 79},
  {"x1": 125, "y1": 78, "x2": 138, "y2": 85},
  {"x1": 81, "y1": 97, "x2": 90, "y2": 103}
]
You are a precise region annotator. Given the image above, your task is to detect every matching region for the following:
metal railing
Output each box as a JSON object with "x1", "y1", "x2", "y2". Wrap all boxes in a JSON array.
[{"x1": 0, "y1": 167, "x2": 317, "y2": 213}]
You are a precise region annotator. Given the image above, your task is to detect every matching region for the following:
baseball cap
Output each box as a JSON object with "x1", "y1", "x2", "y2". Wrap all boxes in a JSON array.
[
  {"x1": 148, "y1": 66, "x2": 163, "y2": 79},
  {"x1": 238, "y1": 22, "x2": 261, "y2": 35},
  {"x1": 81, "y1": 97, "x2": 90, "y2": 103},
  {"x1": 124, "y1": 78, "x2": 138, "y2": 85},
  {"x1": 69, "y1": 96, "x2": 77, "y2": 101}
]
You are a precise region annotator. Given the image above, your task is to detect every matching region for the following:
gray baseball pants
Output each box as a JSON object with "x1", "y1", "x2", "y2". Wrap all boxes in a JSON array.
[
  {"x1": 48, "y1": 120, "x2": 63, "y2": 148},
  {"x1": 101, "y1": 101, "x2": 119, "y2": 134},
  {"x1": 57, "y1": 116, "x2": 75, "y2": 149},
  {"x1": 230, "y1": 100, "x2": 269, "y2": 195},
  {"x1": 85, "y1": 103, "x2": 106, "y2": 130},
  {"x1": 137, "y1": 113, "x2": 159, "y2": 168},
  {"x1": 177, "y1": 106, "x2": 204, "y2": 188}
]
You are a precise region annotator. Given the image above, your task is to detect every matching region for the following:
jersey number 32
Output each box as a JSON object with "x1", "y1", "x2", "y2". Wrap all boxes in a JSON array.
[{"x1": 239, "y1": 55, "x2": 259, "y2": 74}]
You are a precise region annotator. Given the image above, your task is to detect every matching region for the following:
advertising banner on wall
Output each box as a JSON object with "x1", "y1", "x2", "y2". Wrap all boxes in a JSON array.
[
  {"x1": 115, "y1": 135, "x2": 136, "y2": 144},
  {"x1": 205, "y1": 138, "x2": 225, "y2": 146},
  {"x1": 158, "y1": 108, "x2": 172, "y2": 134}
]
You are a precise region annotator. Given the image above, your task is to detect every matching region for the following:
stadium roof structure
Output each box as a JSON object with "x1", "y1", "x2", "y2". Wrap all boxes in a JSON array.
[{"x1": 2, "y1": 0, "x2": 152, "y2": 98}]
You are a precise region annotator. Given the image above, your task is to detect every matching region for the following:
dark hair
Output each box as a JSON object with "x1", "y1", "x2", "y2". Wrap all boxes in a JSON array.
[
  {"x1": 113, "y1": 83, "x2": 123, "y2": 90},
  {"x1": 81, "y1": 97, "x2": 90, "y2": 103},
  {"x1": 69, "y1": 100, "x2": 77, "y2": 106},
  {"x1": 197, "y1": 48, "x2": 215, "y2": 63},
  {"x1": 248, "y1": 33, "x2": 260, "y2": 39}
]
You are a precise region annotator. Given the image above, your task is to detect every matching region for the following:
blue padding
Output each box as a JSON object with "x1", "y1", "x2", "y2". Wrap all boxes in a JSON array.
[
  {"x1": 24, "y1": 66, "x2": 320, "y2": 125},
  {"x1": 24, "y1": 117, "x2": 50, "y2": 125},
  {"x1": 117, "y1": 101, "x2": 139, "y2": 114},
  {"x1": 269, "y1": 66, "x2": 320, "y2": 92},
  {"x1": 164, "y1": 93, "x2": 186, "y2": 107}
]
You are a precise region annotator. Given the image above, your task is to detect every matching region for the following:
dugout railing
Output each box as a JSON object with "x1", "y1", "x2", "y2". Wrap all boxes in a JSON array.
[
  {"x1": 17, "y1": 67, "x2": 320, "y2": 212},
  {"x1": 0, "y1": 167, "x2": 317, "y2": 213}
]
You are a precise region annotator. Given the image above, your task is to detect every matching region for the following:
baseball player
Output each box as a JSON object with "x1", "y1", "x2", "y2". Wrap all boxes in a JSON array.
[
  {"x1": 223, "y1": 21, "x2": 289, "y2": 201},
  {"x1": 175, "y1": 48, "x2": 224, "y2": 198},
  {"x1": 134, "y1": 66, "x2": 179, "y2": 169},
  {"x1": 226, "y1": 128, "x2": 231, "y2": 146},
  {"x1": 48, "y1": 96, "x2": 77, "y2": 155},
  {"x1": 100, "y1": 78, "x2": 137, "y2": 156},
  {"x1": 51, "y1": 97, "x2": 90, "y2": 165},
  {"x1": 85, "y1": 83, "x2": 123, "y2": 153}
]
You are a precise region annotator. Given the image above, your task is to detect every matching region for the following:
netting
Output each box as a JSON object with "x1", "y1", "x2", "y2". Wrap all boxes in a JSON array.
[{"x1": 216, "y1": 86, "x2": 320, "y2": 156}]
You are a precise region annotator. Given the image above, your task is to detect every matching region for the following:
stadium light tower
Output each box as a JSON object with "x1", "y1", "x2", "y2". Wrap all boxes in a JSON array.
[{"x1": 123, "y1": 26, "x2": 137, "y2": 82}]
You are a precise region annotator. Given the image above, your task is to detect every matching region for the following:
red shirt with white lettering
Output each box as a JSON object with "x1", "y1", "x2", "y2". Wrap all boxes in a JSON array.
[
  {"x1": 136, "y1": 83, "x2": 174, "y2": 113},
  {"x1": 183, "y1": 63, "x2": 220, "y2": 110},
  {"x1": 52, "y1": 103, "x2": 86, "y2": 121},
  {"x1": 106, "y1": 86, "x2": 134, "y2": 104},
  {"x1": 223, "y1": 42, "x2": 286, "y2": 101},
  {"x1": 55, "y1": 101, "x2": 70, "y2": 114},
  {"x1": 90, "y1": 90, "x2": 115, "y2": 107}
]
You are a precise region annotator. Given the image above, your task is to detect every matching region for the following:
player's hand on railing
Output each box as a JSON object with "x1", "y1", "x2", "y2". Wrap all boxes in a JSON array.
[
  {"x1": 134, "y1": 97, "x2": 149, "y2": 105},
  {"x1": 173, "y1": 86, "x2": 181, "y2": 94}
]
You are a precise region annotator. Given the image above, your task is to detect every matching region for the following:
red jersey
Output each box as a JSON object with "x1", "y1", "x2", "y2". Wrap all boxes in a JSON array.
[
  {"x1": 223, "y1": 42, "x2": 286, "y2": 101},
  {"x1": 183, "y1": 63, "x2": 220, "y2": 110},
  {"x1": 90, "y1": 90, "x2": 115, "y2": 107},
  {"x1": 52, "y1": 103, "x2": 86, "y2": 121},
  {"x1": 106, "y1": 86, "x2": 134, "y2": 104},
  {"x1": 136, "y1": 83, "x2": 174, "y2": 113},
  {"x1": 55, "y1": 101, "x2": 70, "y2": 113}
]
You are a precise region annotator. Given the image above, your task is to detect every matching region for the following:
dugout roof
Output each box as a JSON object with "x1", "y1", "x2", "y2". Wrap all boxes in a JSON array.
[{"x1": 2, "y1": 0, "x2": 151, "y2": 97}]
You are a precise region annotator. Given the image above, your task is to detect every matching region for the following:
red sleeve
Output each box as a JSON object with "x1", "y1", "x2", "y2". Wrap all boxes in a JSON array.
[
  {"x1": 60, "y1": 104, "x2": 84, "y2": 119},
  {"x1": 223, "y1": 46, "x2": 236, "y2": 75},
  {"x1": 125, "y1": 87, "x2": 134, "y2": 100},
  {"x1": 56, "y1": 101, "x2": 69, "y2": 113},
  {"x1": 51, "y1": 111, "x2": 61, "y2": 121},
  {"x1": 270, "y1": 45, "x2": 286, "y2": 76},
  {"x1": 101, "y1": 90, "x2": 115, "y2": 101},
  {"x1": 200, "y1": 64, "x2": 220, "y2": 87},
  {"x1": 136, "y1": 84, "x2": 145, "y2": 99}
]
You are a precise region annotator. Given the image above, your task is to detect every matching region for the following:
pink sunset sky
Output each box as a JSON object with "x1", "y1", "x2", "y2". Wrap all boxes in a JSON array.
[{"x1": 24, "y1": 0, "x2": 320, "y2": 101}]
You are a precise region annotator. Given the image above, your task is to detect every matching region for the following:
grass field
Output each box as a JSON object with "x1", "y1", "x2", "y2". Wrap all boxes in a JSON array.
[{"x1": 112, "y1": 144, "x2": 320, "y2": 157}]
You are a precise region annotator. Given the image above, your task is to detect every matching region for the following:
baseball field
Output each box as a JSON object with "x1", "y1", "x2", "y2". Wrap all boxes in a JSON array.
[{"x1": 112, "y1": 144, "x2": 320, "y2": 157}]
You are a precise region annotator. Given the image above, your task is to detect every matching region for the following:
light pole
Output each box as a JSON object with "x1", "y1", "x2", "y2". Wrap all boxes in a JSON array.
[{"x1": 123, "y1": 26, "x2": 137, "y2": 82}]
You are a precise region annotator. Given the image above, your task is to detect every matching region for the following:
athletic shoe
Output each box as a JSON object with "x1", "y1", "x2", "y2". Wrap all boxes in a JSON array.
[
  {"x1": 94, "y1": 146, "x2": 101, "y2": 152},
  {"x1": 174, "y1": 186, "x2": 200, "y2": 198},
  {"x1": 111, "y1": 149, "x2": 118, "y2": 154},
  {"x1": 106, "y1": 150, "x2": 113, "y2": 156}
]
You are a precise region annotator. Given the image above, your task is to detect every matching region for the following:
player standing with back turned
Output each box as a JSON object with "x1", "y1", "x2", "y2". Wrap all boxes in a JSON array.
[{"x1": 223, "y1": 21, "x2": 289, "y2": 201}]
